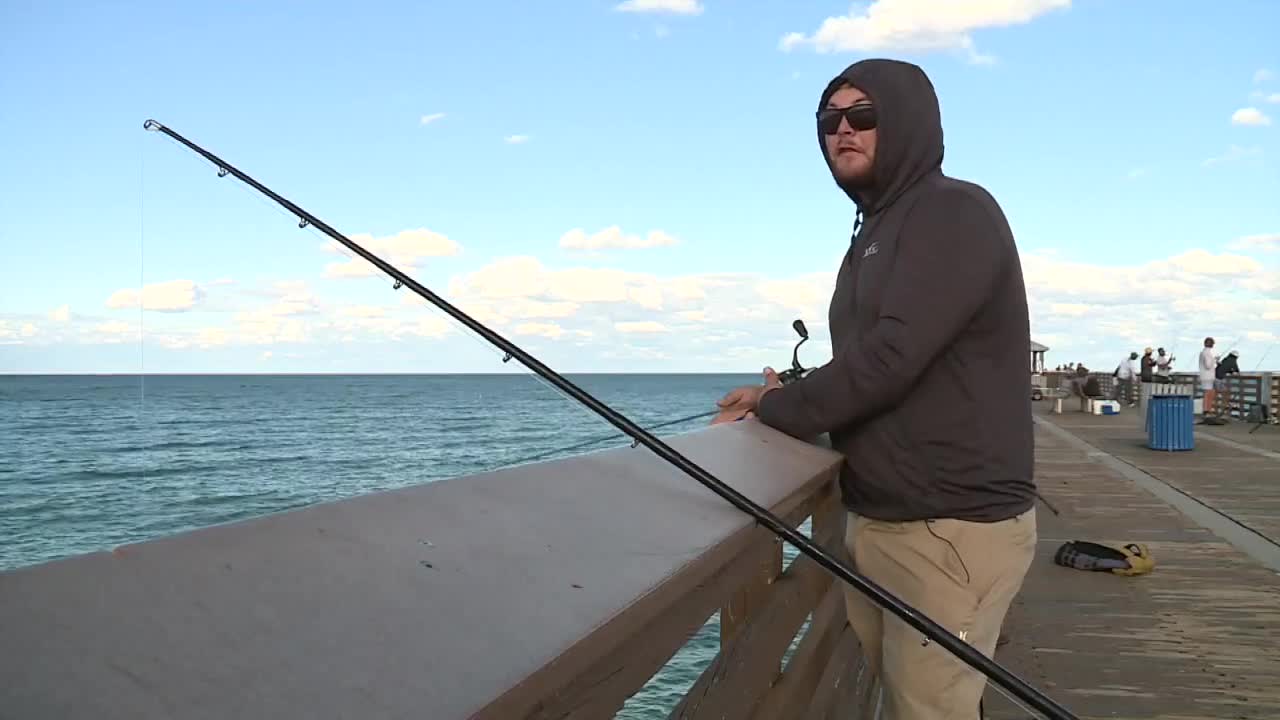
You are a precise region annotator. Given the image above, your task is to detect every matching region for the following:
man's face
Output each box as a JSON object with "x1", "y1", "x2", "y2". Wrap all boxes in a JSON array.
[{"x1": 820, "y1": 85, "x2": 877, "y2": 186}]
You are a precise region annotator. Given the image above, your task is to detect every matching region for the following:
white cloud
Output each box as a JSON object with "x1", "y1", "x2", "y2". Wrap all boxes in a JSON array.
[
  {"x1": 1047, "y1": 303, "x2": 1098, "y2": 318},
  {"x1": 48, "y1": 304, "x2": 71, "y2": 323},
  {"x1": 779, "y1": 0, "x2": 1069, "y2": 62},
  {"x1": 322, "y1": 228, "x2": 461, "y2": 279},
  {"x1": 615, "y1": 320, "x2": 669, "y2": 333},
  {"x1": 1255, "y1": 68, "x2": 1274, "y2": 84},
  {"x1": 153, "y1": 326, "x2": 233, "y2": 350},
  {"x1": 1023, "y1": 247, "x2": 1278, "y2": 370},
  {"x1": 106, "y1": 279, "x2": 204, "y2": 312},
  {"x1": 1230, "y1": 233, "x2": 1280, "y2": 253},
  {"x1": 1255, "y1": 92, "x2": 1280, "y2": 104},
  {"x1": 1203, "y1": 145, "x2": 1263, "y2": 166},
  {"x1": 1231, "y1": 107, "x2": 1272, "y2": 126},
  {"x1": 514, "y1": 322, "x2": 566, "y2": 339},
  {"x1": 337, "y1": 305, "x2": 388, "y2": 319},
  {"x1": 755, "y1": 273, "x2": 836, "y2": 317},
  {"x1": 24, "y1": 227, "x2": 1280, "y2": 375},
  {"x1": 90, "y1": 320, "x2": 137, "y2": 344},
  {"x1": 420, "y1": 112, "x2": 446, "y2": 125},
  {"x1": 559, "y1": 226, "x2": 680, "y2": 251},
  {"x1": 504, "y1": 134, "x2": 530, "y2": 144},
  {"x1": 1020, "y1": 248, "x2": 1263, "y2": 306},
  {"x1": 615, "y1": 0, "x2": 703, "y2": 15},
  {"x1": 0, "y1": 320, "x2": 38, "y2": 344}
]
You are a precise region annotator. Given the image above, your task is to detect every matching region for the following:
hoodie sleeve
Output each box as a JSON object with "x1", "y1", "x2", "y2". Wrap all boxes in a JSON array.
[{"x1": 757, "y1": 187, "x2": 1009, "y2": 439}]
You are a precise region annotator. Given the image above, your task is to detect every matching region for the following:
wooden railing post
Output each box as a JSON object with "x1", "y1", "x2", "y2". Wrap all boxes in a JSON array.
[{"x1": 720, "y1": 537, "x2": 784, "y2": 649}]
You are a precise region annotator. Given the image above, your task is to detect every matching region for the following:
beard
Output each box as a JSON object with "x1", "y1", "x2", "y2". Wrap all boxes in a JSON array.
[{"x1": 834, "y1": 164, "x2": 875, "y2": 191}]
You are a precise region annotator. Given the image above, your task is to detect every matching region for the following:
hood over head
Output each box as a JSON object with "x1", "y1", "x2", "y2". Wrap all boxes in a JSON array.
[{"x1": 817, "y1": 59, "x2": 944, "y2": 214}]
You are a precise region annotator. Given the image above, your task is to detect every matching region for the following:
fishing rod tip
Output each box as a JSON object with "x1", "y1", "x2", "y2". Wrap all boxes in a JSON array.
[{"x1": 143, "y1": 119, "x2": 162, "y2": 131}]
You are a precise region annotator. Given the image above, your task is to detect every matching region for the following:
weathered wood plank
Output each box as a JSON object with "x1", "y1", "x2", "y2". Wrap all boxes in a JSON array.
[
  {"x1": 721, "y1": 482, "x2": 840, "y2": 645},
  {"x1": 671, "y1": 563, "x2": 827, "y2": 719},
  {"x1": 669, "y1": 545, "x2": 834, "y2": 718},
  {"x1": 983, "y1": 412, "x2": 1280, "y2": 720},
  {"x1": 802, "y1": 624, "x2": 860, "y2": 720},
  {"x1": 720, "y1": 538, "x2": 784, "y2": 647},
  {"x1": 502, "y1": 530, "x2": 782, "y2": 720},
  {"x1": 747, "y1": 585, "x2": 848, "y2": 720}
]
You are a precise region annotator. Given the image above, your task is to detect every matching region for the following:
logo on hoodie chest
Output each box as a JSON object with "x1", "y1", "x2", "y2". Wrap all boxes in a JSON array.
[{"x1": 862, "y1": 240, "x2": 880, "y2": 258}]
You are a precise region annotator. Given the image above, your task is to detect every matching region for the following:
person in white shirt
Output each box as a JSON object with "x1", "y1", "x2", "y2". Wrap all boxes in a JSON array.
[
  {"x1": 1114, "y1": 351, "x2": 1138, "y2": 406},
  {"x1": 1155, "y1": 347, "x2": 1175, "y2": 379},
  {"x1": 1198, "y1": 337, "x2": 1218, "y2": 415}
]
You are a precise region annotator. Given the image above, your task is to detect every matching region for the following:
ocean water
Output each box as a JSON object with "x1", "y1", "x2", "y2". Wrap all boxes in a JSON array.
[{"x1": 0, "y1": 372, "x2": 805, "y2": 717}]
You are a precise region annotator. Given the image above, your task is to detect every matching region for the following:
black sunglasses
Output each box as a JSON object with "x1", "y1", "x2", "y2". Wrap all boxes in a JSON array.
[{"x1": 817, "y1": 102, "x2": 876, "y2": 134}]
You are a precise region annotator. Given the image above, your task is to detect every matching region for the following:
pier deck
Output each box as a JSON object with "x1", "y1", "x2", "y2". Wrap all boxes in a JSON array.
[{"x1": 983, "y1": 405, "x2": 1280, "y2": 719}]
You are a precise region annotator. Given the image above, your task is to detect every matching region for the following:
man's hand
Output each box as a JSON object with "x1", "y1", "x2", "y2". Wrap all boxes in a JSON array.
[{"x1": 710, "y1": 368, "x2": 782, "y2": 425}]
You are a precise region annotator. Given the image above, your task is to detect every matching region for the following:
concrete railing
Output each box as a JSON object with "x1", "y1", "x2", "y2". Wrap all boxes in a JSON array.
[
  {"x1": 0, "y1": 421, "x2": 873, "y2": 719},
  {"x1": 1038, "y1": 370, "x2": 1278, "y2": 422}
]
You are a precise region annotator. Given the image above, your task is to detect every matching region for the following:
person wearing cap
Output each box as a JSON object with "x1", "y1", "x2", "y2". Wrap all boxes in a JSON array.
[{"x1": 1139, "y1": 347, "x2": 1155, "y2": 384}]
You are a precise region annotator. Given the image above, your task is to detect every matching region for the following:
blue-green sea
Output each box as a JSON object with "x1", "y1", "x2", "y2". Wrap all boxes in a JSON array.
[{"x1": 0, "y1": 373, "x2": 806, "y2": 717}]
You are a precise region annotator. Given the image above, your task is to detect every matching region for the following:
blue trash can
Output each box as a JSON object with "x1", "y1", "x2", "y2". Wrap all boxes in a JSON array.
[{"x1": 1147, "y1": 394, "x2": 1194, "y2": 451}]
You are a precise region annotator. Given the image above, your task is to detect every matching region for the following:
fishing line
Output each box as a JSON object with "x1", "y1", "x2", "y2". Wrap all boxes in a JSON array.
[
  {"x1": 142, "y1": 119, "x2": 1078, "y2": 720},
  {"x1": 488, "y1": 409, "x2": 719, "y2": 470},
  {"x1": 138, "y1": 122, "x2": 147, "y2": 484}
]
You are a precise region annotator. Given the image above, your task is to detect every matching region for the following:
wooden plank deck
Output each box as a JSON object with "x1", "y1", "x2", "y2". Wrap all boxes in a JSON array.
[
  {"x1": 981, "y1": 405, "x2": 1280, "y2": 720},
  {"x1": 1197, "y1": 420, "x2": 1280, "y2": 456},
  {"x1": 1041, "y1": 405, "x2": 1280, "y2": 547}
]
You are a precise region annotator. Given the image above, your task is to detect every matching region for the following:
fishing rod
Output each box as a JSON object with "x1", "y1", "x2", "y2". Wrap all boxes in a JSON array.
[{"x1": 143, "y1": 119, "x2": 1078, "y2": 720}]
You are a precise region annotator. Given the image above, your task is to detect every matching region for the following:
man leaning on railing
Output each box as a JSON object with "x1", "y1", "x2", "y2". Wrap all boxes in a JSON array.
[{"x1": 713, "y1": 58, "x2": 1036, "y2": 720}]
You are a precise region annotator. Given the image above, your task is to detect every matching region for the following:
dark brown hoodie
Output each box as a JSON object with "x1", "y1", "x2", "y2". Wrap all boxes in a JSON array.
[{"x1": 756, "y1": 59, "x2": 1036, "y2": 523}]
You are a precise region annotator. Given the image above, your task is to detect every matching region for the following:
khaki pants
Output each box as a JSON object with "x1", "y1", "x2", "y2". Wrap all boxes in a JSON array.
[{"x1": 842, "y1": 508, "x2": 1037, "y2": 720}]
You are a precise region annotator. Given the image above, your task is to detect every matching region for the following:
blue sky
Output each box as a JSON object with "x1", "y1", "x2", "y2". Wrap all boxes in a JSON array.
[{"x1": 2, "y1": 0, "x2": 1278, "y2": 374}]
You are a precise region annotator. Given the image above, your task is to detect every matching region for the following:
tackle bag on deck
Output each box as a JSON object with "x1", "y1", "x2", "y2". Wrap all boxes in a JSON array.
[{"x1": 1053, "y1": 540, "x2": 1154, "y2": 576}]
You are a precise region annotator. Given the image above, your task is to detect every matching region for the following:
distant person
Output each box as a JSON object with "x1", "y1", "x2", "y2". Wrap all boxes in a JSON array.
[
  {"x1": 1114, "y1": 351, "x2": 1138, "y2": 406},
  {"x1": 1155, "y1": 348, "x2": 1175, "y2": 380},
  {"x1": 1139, "y1": 347, "x2": 1155, "y2": 383},
  {"x1": 1199, "y1": 337, "x2": 1217, "y2": 415},
  {"x1": 1215, "y1": 350, "x2": 1241, "y2": 416},
  {"x1": 712, "y1": 58, "x2": 1036, "y2": 720}
]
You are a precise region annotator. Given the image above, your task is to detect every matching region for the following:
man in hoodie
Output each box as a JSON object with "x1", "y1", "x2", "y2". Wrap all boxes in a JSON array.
[{"x1": 715, "y1": 59, "x2": 1036, "y2": 719}]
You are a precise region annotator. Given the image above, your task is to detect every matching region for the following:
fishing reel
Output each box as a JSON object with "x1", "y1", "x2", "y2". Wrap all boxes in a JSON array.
[{"x1": 776, "y1": 319, "x2": 814, "y2": 385}]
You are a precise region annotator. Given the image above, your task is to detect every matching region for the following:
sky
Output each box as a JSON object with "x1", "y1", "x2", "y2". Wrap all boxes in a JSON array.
[{"x1": 1, "y1": 0, "x2": 1278, "y2": 375}]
